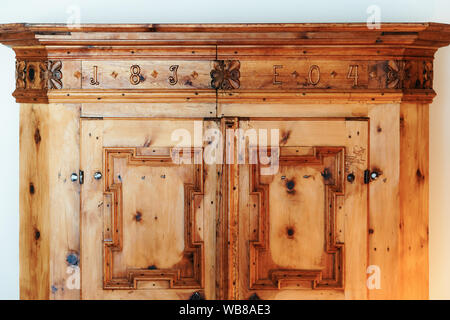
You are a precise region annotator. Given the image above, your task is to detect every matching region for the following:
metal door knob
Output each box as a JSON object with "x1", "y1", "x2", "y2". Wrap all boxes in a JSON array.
[
  {"x1": 370, "y1": 171, "x2": 381, "y2": 180},
  {"x1": 70, "y1": 173, "x2": 78, "y2": 182},
  {"x1": 94, "y1": 172, "x2": 102, "y2": 180}
]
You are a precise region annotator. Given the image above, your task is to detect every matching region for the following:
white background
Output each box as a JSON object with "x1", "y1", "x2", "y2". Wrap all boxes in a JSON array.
[{"x1": 0, "y1": 0, "x2": 449, "y2": 299}]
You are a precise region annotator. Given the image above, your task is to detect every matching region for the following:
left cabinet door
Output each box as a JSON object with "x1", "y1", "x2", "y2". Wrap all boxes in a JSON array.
[{"x1": 80, "y1": 119, "x2": 218, "y2": 299}]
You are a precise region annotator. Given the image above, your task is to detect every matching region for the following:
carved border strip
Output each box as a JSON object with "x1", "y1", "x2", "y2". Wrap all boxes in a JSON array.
[
  {"x1": 13, "y1": 59, "x2": 433, "y2": 92},
  {"x1": 249, "y1": 147, "x2": 345, "y2": 290},
  {"x1": 102, "y1": 147, "x2": 204, "y2": 290}
]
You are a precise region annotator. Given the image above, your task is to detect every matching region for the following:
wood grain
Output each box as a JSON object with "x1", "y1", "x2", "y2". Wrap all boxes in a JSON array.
[
  {"x1": 19, "y1": 103, "x2": 80, "y2": 300},
  {"x1": 368, "y1": 104, "x2": 401, "y2": 299},
  {"x1": 399, "y1": 103, "x2": 429, "y2": 299}
]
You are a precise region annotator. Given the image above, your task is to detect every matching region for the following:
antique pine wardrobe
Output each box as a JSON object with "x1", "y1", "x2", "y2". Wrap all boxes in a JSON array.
[{"x1": 0, "y1": 23, "x2": 449, "y2": 300}]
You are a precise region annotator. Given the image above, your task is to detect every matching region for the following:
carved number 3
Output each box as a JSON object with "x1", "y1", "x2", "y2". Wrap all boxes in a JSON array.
[
  {"x1": 168, "y1": 65, "x2": 179, "y2": 85},
  {"x1": 130, "y1": 65, "x2": 142, "y2": 85}
]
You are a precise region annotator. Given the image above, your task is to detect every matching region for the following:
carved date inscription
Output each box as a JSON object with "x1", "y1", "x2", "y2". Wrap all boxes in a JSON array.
[
  {"x1": 257, "y1": 60, "x2": 433, "y2": 90},
  {"x1": 81, "y1": 60, "x2": 212, "y2": 89},
  {"x1": 15, "y1": 59, "x2": 432, "y2": 92}
]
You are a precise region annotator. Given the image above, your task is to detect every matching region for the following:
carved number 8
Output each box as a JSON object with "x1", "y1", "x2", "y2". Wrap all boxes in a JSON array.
[{"x1": 130, "y1": 65, "x2": 142, "y2": 85}]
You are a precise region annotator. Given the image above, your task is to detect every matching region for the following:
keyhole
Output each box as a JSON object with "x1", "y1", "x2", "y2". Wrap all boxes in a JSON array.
[
  {"x1": 286, "y1": 180, "x2": 295, "y2": 190},
  {"x1": 347, "y1": 173, "x2": 355, "y2": 183}
]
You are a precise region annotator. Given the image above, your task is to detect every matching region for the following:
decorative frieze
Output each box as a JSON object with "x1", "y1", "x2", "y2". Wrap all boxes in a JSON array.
[{"x1": 13, "y1": 58, "x2": 434, "y2": 95}]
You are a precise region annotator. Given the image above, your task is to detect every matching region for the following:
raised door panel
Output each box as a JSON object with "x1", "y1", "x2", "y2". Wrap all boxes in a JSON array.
[
  {"x1": 236, "y1": 119, "x2": 369, "y2": 300},
  {"x1": 81, "y1": 119, "x2": 218, "y2": 299}
]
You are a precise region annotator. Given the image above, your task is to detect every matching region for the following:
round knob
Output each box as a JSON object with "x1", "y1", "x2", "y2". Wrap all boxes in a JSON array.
[
  {"x1": 347, "y1": 173, "x2": 355, "y2": 183},
  {"x1": 94, "y1": 172, "x2": 102, "y2": 180},
  {"x1": 370, "y1": 171, "x2": 380, "y2": 180},
  {"x1": 70, "y1": 173, "x2": 78, "y2": 182}
]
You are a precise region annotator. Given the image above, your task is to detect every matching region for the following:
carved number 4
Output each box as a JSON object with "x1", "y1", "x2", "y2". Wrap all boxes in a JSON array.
[{"x1": 347, "y1": 65, "x2": 359, "y2": 86}]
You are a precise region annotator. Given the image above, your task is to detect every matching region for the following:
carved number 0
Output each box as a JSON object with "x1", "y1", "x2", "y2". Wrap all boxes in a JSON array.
[{"x1": 308, "y1": 65, "x2": 320, "y2": 86}]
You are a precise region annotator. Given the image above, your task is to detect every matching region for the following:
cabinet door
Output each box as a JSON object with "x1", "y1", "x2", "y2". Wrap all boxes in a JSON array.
[
  {"x1": 80, "y1": 119, "x2": 218, "y2": 299},
  {"x1": 235, "y1": 119, "x2": 369, "y2": 300}
]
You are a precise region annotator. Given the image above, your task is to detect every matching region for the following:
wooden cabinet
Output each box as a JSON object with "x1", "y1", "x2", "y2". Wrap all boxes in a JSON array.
[{"x1": 1, "y1": 23, "x2": 449, "y2": 300}]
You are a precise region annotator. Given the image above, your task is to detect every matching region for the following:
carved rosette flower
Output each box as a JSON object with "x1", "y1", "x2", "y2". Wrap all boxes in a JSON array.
[
  {"x1": 15, "y1": 60, "x2": 27, "y2": 89},
  {"x1": 47, "y1": 60, "x2": 63, "y2": 89},
  {"x1": 385, "y1": 60, "x2": 411, "y2": 89},
  {"x1": 210, "y1": 60, "x2": 240, "y2": 90}
]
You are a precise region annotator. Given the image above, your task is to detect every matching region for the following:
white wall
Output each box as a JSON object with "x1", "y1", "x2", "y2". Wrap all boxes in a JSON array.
[{"x1": 0, "y1": 0, "x2": 448, "y2": 299}]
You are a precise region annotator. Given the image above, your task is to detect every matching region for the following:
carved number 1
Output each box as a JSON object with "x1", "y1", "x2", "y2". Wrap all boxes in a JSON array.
[{"x1": 90, "y1": 66, "x2": 99, "y2": 85}]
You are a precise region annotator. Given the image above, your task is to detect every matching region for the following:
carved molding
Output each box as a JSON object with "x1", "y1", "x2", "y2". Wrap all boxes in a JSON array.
[
  {"x1": 11, "y1": 58, "x2": 436, "y2": 103},
  {"x1": 249, "y1": 147, "x2": 345, "y2": 290},
  {"x1": 369, "y1": 59, "x2": 433, "y2": 90},
  {"x1": 102, "y1": 147, "x2": 204, "y2": 289},
  {"x1": 14, "y1": 59, "x2": 63, "y2": 90},
  {"x1": 15, "y1": 60, "x2": 26, "y2": 89},
  {"x1": 47, "y1": 60, "x2": 63, "y2": 89},
  {"x1": 385, "y1": 60, "x2": 411, "y2": 89},
  {"x1": 210, "y1": 60, "x2": 241, "y2": 89}
]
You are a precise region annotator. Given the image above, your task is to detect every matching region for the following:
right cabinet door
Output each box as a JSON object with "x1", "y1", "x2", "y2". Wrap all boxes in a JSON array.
[{"x1": 236, "y1": 119, "x2": 369, "y2": 300}]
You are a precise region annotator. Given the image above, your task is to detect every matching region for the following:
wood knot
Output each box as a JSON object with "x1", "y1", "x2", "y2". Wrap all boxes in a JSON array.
[
  {"x1": 34, "y1": 228, "x2": 40, "y2": 240},
  {"x1": 280, "y1": 130, "x2": 291, "y2": 145},
  {"x1": 34, "y1": 128, "x2": 41, "y2": 145},
  {"x1": 286, "y1": 226, "x2": 295, "y2": 238},
  {"x1": 416, "y1": 168, "x2": 425, "y2": 182},
  {"x1": 29, "y1": 182, "x2": 35, "y2": 194},
  {"x1": 135, "y1": 211, "x2": 142, "y2": 222}
]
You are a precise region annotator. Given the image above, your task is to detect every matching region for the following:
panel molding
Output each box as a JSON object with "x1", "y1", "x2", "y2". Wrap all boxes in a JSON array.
[
  {"x1": 102, "y1": 147, "x2": 204, "y2": 289},
  {"x1": 249, "y1": 147, "x2": 345, "y2": 290}
]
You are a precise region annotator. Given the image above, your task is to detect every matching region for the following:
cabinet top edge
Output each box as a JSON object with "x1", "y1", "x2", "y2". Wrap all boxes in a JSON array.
[{"x1": 1, "y1": 22, "x2": 449, "y2": 48}]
